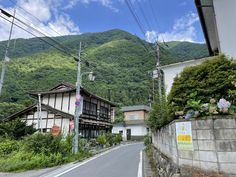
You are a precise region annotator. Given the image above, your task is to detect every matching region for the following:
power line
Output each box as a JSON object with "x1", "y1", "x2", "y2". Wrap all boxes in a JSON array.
[
  {"x1": 0, "y1": 9, "x2": 79, "y2": 60},
  {"x1": 0, "y1": 14, "x2": 75, "y2": 59},
  {"x1": 135, "y1": 0, "x2": 152, "y2": 31},
  {"x1": 7, "y1": 0, "x2": 67, "y2": 39}
]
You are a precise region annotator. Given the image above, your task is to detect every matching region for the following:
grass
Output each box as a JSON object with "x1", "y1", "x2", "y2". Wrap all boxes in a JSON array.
[{"x1": 145, "y1": 145, "x2": 159, "y2": 177}]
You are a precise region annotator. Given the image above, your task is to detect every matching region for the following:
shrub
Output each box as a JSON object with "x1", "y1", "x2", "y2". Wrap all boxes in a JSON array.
[
  {"x1": 105, "y1": 132, "x2": 114, "y2": 146},
  {"x1": 96, "y1": 134, "x2": 107, "y2": 146},
  {"x1": 168, "y1": 55, "x2": 236, "y2": 117},
  {"x1": 24, "y1": 133, "x2": 63, "y2": 155},
  {"x1": 113, "y1": 134, "x2": 122, "y2": 144},
  {"x1": 0, "y1": 119, "x2": 36, "y2": 139},
  {"x1": 0, "y1": 139, "x2": 20, "y2": 156},
  {"x1": 88, "y1": 138, "x2": 97, "y2": 147},
  {"x1": 147, "y1": 95, "x2": 172, "y2": 130},
  {"x1": 144, "y1": 134, "x2": 151, "y2": 146},
  {"x1": 78, "y1": 138, "x2": 89, "y2": 151}
]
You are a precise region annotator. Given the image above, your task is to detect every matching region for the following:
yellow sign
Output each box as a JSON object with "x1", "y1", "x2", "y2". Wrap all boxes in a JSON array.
[{"x1": 176, "y1": 122, "x2": 193, "y2": 151}]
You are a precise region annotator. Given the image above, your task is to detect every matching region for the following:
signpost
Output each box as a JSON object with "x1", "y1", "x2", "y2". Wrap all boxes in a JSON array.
[
  {"x1": 51, "y1": 125, "x2": 61, "y2": 136},
  {"x1": 176, "y1": 122, "x2": 193, "y2": 151}
]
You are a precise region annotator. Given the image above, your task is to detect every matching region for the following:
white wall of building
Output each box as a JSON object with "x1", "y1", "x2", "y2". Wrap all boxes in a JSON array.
[
  {"x1": 112, "y1": 125, "x2": 127, "y2": 141},
  {"x1": 112, "y1": 124, "x2": 147, "y2": 141},
  {"x1": 213, "y1": 0, "x2": 236, "y2": 58},
  {"x1": 162, "y1": 58, "x2": 212, "y2": 94}
]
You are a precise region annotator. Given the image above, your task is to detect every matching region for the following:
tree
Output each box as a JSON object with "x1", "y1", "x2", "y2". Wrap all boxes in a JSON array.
[
  {"x1": 0, "y1": 119, "x2": 36, "y2": 139},
  {"x1": 0, "y1": 102, "x2": 25, "y2": 120},
  {"x1": 147, "y1": 95, "x2": 172, "y2": 130},
  {"x1": 168, "y1": 55, "x2": 236, "y2": 116}
]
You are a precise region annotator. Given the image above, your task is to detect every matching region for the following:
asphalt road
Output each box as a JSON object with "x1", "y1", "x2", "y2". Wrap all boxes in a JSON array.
[{"x1": 54, "y1": 143, "x2": 143, "y2": 177}]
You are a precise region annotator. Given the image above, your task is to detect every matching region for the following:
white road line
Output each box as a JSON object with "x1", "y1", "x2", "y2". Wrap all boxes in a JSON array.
[
  {"x1": 53, "y1": 143, "x2": 142, "y2": 177},
  {"x1": 137, "y1": 150, "x2": 143, "y2": 177}
]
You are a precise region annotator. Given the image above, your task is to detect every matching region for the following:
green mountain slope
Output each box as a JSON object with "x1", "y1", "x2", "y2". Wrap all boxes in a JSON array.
[{"x1": 0, "y1": 29, "x2": 209, "y2": 118}]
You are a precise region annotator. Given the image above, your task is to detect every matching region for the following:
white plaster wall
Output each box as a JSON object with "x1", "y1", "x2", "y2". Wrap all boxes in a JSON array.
[
  {"x1": 62, "y1": 93, "x2": 70, "y2": 113},
  {"x1": 69, "y1": 93, "x2": 76, "y2": 115},
  {"x1": 126, "y1": 125, "x2": 147, "y2": 136},
  {"x1": 49, "y1": 94, "x2": 55, "y2": 108},
  {"x1": 61, "y1": 119, "x2": 70, "y2": 135},
  {"x1": 162, "y1": 59, "x2": 210, "y2": 94},
  {"x1": 47, "y1": 119, "x2": 54, "y2": 129},
  {"x1": 213, "y1": 0, "x2": 236, "y2": 58},
  {"x1": 55, "y1": 93, "x2": 62, "y2": 110}
]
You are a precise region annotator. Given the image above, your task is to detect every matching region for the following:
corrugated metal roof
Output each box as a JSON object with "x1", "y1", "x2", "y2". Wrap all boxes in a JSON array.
[{"x1": 121, "y1": 105, "x2": 150, "y2": 112}]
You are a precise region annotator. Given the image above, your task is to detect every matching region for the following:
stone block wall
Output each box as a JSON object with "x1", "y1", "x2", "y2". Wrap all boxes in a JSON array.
[{"x1": 152, "y1": 115, "x2": 236, "y2": 176}]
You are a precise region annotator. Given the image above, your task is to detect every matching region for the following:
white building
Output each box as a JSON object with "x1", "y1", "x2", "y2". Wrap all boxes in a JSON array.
[
  {"x1": 162, "y1": 57, "x2": 213, "y2": 93},
  {"x1": 112, "y1": 105, "x2": 150, "y2": 141},
  {"x1": 195, "y1": 0, "x2": 236, "y2": 58}
]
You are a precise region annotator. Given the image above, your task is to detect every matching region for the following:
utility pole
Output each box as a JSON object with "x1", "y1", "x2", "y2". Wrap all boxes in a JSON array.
[
  {"x1": 156, "y1": 43, "x2": 162, "y2": 99},
  {"x1": 73, "y1": 42, "x2": 82, "y2": 154},
  {"x1": 0, "y1": 9, "x2": 15, "y2": 96},
  {"x1": 38, "y1": 93, "x2": 42, "y2": 132}
]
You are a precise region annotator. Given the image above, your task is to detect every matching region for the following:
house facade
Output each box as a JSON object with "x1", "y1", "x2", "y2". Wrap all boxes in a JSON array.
[
  {"x1": 195, "y1": 0, "x2": 236, "y2": 58},
  {"x1": 112, "y1": 105, "x2": 150, "y2": 141},
  {"x1": 7, "y1": 83, "x2": 115, "y2": 138}
]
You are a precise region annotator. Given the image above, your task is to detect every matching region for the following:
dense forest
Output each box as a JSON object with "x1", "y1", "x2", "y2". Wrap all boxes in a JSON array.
[{"x1": 0, "y1": 29, "x2": 209, "y2": 118}]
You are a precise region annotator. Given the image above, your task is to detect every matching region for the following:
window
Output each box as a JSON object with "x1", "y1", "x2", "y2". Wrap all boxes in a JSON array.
[
  {"x1": 83, "y1": 101, "x2": 97, "y2": 116},
  {"x1": 90, "y1": 103, "x2": 97, "y2": 116},
  {"x1": 100, "y1": 106, "x2": 108, "y2": 118}
]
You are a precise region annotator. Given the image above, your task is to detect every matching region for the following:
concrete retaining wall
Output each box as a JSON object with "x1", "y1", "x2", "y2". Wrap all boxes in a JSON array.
[{"x1": 152, "y1": 115, "x2": 236, "y2": 176}]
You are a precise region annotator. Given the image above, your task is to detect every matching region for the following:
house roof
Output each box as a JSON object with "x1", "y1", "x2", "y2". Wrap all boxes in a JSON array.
[
  {"x1": 195, "y1": 0, "x2": 219, "y2": 56},
  {"x1": 6, "y1": 103, "x2": 74, "y2": 121},
  {"x1": 160, "y1": 56, "x2": 214, "y2": 70},
  {"x1": 29, "y1": 82, "x2": 116, "y2": 107},
  {"x1": 121, "y1": 105, "x2": 150, "y2": 112}
]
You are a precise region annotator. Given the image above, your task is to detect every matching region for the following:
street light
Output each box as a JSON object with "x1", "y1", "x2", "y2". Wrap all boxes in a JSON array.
[{"x1": 81, "y1": 71, "x2": 95, "y2": 87}]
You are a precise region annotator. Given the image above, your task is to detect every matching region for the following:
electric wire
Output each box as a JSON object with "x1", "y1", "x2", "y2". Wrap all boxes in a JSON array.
[
  {"x1": 135, "y1": 0, "x2": 152, "y2": 31},
  {"x1": 0, "y1": 14, "x2": 76, "y2": 59},
  {"x1": 7, "y1": 0, "x2": 68, "y2": 40}
]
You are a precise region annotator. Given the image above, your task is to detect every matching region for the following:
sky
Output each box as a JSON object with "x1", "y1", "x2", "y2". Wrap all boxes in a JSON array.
[{"x1": 0, "y1": 0, "x2": 205, "y2": 43}]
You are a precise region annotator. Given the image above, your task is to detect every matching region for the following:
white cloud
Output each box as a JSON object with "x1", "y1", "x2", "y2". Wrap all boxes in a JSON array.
[
  {"x1": 0, "y1": 0, "x2": 80, "y2": 41},
  {"x1": 63, "y1": 0, "x2": 79, "y2": 10},
  {"x1": 145, "y1": 30, "x2": 158, "y2": 43},
  {"x1": 78, "y1": 0, "x2": 119, "y2": 12},
  {"x1": 157, "y1": 12, "x2": 199, "y2": 42}
]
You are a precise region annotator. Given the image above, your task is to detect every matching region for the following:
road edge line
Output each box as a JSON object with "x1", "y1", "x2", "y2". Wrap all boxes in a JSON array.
[
  {"x1": 53, "y1": 143, "x2": 141, "y2": 177},
  {"x1": 137, "y1": 150, "x2": 143, "y2": 177}
]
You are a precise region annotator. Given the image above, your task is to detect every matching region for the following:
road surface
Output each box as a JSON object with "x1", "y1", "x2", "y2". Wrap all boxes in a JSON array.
[
  {"x1": 49, "y1": 143, "x2": 143, "y2": 177},
  {"x1": 0, "y1": 143, "x2": 143, "y2": 177}
]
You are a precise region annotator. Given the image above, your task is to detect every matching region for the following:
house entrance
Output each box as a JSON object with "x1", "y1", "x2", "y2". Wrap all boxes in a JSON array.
[{"x1": 127, "y1": 129, "x2": 131, "y2": 140}]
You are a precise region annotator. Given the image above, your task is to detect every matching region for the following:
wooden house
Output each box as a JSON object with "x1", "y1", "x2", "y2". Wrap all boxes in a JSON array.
[{"x1": 7, "y1": 83, "x2": 116, "y2": 138}]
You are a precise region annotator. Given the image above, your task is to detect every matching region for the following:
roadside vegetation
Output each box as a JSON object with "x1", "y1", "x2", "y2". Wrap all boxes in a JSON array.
[
  {"x1": 148, "y1": 55, "x2": 236, "y2": 130},
  {"x1": 144, "y1": 135, "x2": 159, "y2": 177},
  {"x1": 0, "y1": 119, "x2": 122, "y2": 172}
]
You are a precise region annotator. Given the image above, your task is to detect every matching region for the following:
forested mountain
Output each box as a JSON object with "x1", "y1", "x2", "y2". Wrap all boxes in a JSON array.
[{"x1": 0, "y1": 29, "x2": 208, "y2": 118}]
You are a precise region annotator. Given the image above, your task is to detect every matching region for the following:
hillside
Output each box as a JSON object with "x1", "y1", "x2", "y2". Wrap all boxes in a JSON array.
[{"x1": 0, "y1": 29, "x2": 209, "y2": 118}]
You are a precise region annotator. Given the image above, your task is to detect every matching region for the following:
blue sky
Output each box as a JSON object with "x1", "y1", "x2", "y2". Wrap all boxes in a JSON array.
[{"x1": 0, "y1": 0, "x2": 205, "y2": 43}]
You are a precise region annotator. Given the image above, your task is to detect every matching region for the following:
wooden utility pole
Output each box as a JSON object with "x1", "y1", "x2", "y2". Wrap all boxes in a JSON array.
[{"x1": 0, "y1": 9, "x2": 15, "y2": 96}]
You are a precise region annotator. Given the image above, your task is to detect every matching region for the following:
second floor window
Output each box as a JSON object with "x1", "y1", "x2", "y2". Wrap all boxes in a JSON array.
[
  {"x1": 83, "y1": 101, "x2": 97, "y2": 116},
  {"x1": 100, "y1": 106, "x2": 109, "y2": 118}
]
